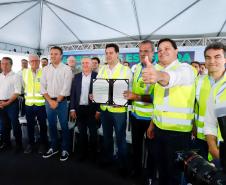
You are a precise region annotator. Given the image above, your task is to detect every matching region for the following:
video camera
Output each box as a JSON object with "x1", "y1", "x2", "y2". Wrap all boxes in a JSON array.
[
  {"x1": 176, "y1": 151, "x2": 226, "y2": 185},
  {"x1": 175, "y1": 115, "x2": 226, "y2": 185}
]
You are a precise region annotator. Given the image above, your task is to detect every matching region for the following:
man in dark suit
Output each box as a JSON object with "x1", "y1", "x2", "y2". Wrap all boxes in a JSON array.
[{"x1": 70, "y1": 58, "x2": 99, "y2": 161}]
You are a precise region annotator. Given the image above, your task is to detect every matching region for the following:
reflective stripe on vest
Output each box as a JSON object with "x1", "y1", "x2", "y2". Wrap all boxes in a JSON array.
[
  {"x1": 215, "y1": 102, "x2": 226, "y2": 117},
  {"x1": 215, "y1": 86, "x2": 226, "y2": 131},
  {"x1": 23, "y1": 68, "x2": 45, "y2": 106},
  {"x1": 132, "y1": 63, "x2": 154, "y2": 118},
  {"x1": 212, "y1": 73, "x2": 226, "y2": 143},
  {"x1": 98, "y1": 63, "x2": 129, "y2": 113},
  {"x1": 155, "y1": 104, "x2": 193, "y2": 114},
  {"x1": 26, "y1": 93, "x2": 43, "y2": 97},
  {"x1": 195, "y1": 75, "x2": 211, "y2": 140},
  {"x1": 153, "y1": 63, "x2": 195, "y2": 132}
]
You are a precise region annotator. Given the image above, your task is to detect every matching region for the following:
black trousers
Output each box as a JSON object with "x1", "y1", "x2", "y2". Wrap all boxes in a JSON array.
[
  {"x1": 131, "y1": 114, "x2": 156, "y2": 179},
  {"x1": 77, "y1": 105, "x2": 97, "y2": 156},
  {"x1": 25, "y1": 105, "x2": 48, "y2": 145},
  {"x1": 0, "y1": 112, "x2": 10, "y2": 144},
  {"x1": 153, "y1": 126, "x2": 191, "y2": 185},
  {"x1": 131, "y1": 114, "x2": 150, "y2": 170},
  {"x1": 190, "y1": 138, "x2": 208, "y2": 160}
]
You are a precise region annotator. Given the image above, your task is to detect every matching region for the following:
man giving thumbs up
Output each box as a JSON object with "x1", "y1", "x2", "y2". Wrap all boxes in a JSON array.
[{"x1": 145, "y1": 38, "x2": 196, "y2": 185}]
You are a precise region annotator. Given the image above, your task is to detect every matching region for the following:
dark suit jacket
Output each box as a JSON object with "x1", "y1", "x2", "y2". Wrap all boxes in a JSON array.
[{"x1": 70, "y1": 71, "x2": 98, "y2": 113}]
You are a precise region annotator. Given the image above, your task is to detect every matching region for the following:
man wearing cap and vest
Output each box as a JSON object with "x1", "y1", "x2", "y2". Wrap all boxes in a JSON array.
[
  {"x1": 204, "y1": 42, "x2": 226, "y2": 166},
  {"x1": 97, "y1": 43, "x2": 132, "y2": 174},
  {"x1": 23, "y1": 54, "x2": 48, "y2": 154},
  {"x1": 144, "y1": 38, "x2": 196, "y2": 185},
  {"x1": 192, "y1": 42, "x2": 225, "y2": 161},
  {"x1": 123, "y1": 40, "x2": 156, "y2": 181}
]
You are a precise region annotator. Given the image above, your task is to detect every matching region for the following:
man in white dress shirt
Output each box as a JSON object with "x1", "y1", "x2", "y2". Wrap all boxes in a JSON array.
[
  {"x1": 204, "y1": 42, "x2": 226, "y2": 165},
  {"x1": 0, "y1": 57, "x2": 22, "y2": 152},
  {"x1": 97, "y1": 44, "x2": 132, "y2": 175},
  {"x1": 41, "y1": 46, "x2": 73, "y2": 161},
  {"x1": 70, "y1": 58, "x2": 99, "y2": 161}
]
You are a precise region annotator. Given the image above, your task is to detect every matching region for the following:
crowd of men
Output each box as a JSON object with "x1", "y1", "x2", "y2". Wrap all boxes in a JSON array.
[{"x1": 0, "y1": 39, "x2": 225, "y2": 185}]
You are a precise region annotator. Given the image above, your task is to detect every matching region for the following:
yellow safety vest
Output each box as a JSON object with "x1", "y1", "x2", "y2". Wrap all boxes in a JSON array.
[
  {"x1": 208, "y1": 72, "x2": 225, "y2": 160},
  {"x1": 213, "y1": 72, "x2": 226, "y2": 142},
  {"x1": 195, "y1": 75, "x2": 212, "y2": 140},
  {"x1": 22, "y1": 68, "x2": 45, "y2": 106},
  {"x1": 153, "y1": 63, "x2": 195, "y2": 132},
  {"x1": 97, "y1": 63, "x2": 130, "y2": 113},
  {"x1": 132, "y1": 63, "x2": 154, "y2": 119}
]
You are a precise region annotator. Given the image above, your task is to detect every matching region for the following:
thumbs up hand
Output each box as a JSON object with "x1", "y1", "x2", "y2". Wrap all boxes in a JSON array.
[
  {"x1": 144, "y1": 56, "x2": 152, "y2": 68},
  {"x1": 142, "y1": 56, "x2": 159, "y2": 84}
]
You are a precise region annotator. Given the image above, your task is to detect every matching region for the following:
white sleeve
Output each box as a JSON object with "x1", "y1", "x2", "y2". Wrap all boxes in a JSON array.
[
  {"x1": 60, "y1": 66, "x2": 73, "y2": 96},
  {"x1": 204, "y1": 92, "x2": 218, "y2": 137},
  {"x1": 164, "y1": 63, "x2": 195, "y2": 88},
  {"x1": 40, "y1": 68, "x2": 48, "y2": 95},
  {"x1": 126, "y1": 67, "x2": 133, "y2": 91},
  {"x1": 14, "y1": 74, "x2": 22, "y2": 95}
]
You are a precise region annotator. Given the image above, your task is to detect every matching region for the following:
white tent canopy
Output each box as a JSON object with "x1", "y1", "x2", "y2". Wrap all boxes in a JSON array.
[{"x1": 0, "y1": 0, "x2": 225, "y2": 52}]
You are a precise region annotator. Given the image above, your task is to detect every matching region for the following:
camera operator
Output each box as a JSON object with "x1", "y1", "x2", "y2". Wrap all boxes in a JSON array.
[{"x1": 204, "y1": 42, "x2": 226, "y2": 167}]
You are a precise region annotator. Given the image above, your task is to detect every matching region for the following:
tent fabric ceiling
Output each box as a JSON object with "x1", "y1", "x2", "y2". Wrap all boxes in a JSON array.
[{"x1": 0, "y1": 0, "x2": 225, "y2": 50}]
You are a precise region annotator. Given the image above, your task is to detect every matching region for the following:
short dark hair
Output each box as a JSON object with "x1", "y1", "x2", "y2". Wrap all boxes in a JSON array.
[
  {"x1": 50, "y1": 46, "x2": 63, "y2": 55},
  {"x1": 123, "y1": 61, "x2": 130, "y2": 66},
  {"x1": 140, "y1": 40, "x2": 154, "y2": 51},
  {"x1": 157, "y1": 38, "x2": 177, "y2": 50},
  {"x1": 2, "y1": 57, "x2": 13, "y2": 65},
  {"x1": 191, "y1": 61, "x2": 200, "y2": 66},
  {"x1": 41, "y1": 57, "x2": 48, "y2": 62},
  {"x1": 21, "y1": 59, "x2": 28, "y2": 63},
  {"x1": 200, "y1": 63, "x2": 205, "y2": 66},
  {"x1": 91, "y1": 57, "x2": 100, "y2": 64},
  {"x1": 105, "y1": 43, "x2": 119, "y2": 53},
  {"x1": 204, "y1": 42, "x2": 226, "y2": 57}
]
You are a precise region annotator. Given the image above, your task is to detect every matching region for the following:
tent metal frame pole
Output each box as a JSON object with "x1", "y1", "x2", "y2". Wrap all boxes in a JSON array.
[
  {"x1": 45, "y1": 2, "x2": 82, "y2": 44},
  {"x1": 217, "y1": 18, "x2": 226, "y2": 37},
  {"x1": 131, "y1": 0, "x2": 142, "y2": 40},
  {"x1": 38, "y1": 0, "x2": 44, "y2": 50},
  {"x1": 144, "y1": 0, "x2": 202, "y2": 40},
  {"x1": 0, "y1": 0, "x2": 37, "y2": 6},
  {"x1": 45, "y1": 0, "x2": 136, "y2": 40},
  {"x1": 0, "y1": 1, "x2": 39, "y2": 30},
  {"x1": 0, "y1": 41, "x2": 43, "y2": 54}
]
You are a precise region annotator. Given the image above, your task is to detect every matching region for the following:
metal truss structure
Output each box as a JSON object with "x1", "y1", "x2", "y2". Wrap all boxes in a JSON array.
[
  {"x1": 0, "y1": 42, "x2": 43, "y2": 55},
  {"x1": 1, "y1": 36, "x2": 225, "y2": 55},
  {"x1": 48, "y1": 36, "x2": 226, "y2": 52},
  {"x1": 0, "y1": 0, "x2": 225, "y2": 55}
]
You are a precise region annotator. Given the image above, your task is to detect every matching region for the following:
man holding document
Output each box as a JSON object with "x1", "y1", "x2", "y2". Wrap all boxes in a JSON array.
[{"x1": 96, "y1": 43, "x2": 132, "y2": 175}]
